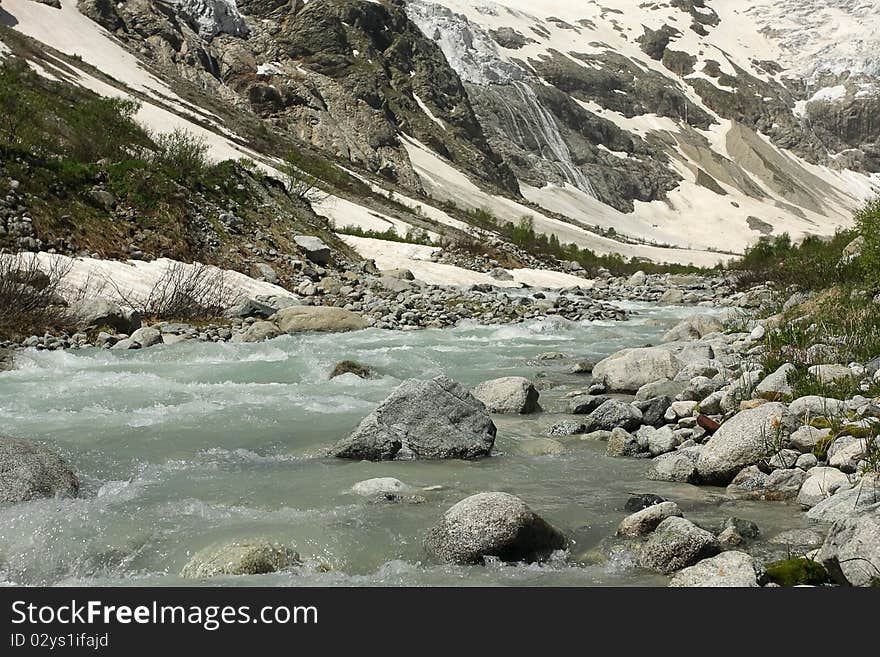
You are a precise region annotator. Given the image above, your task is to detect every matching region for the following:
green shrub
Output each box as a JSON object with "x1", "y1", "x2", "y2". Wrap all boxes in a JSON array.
[
  {"x1": 151, "y1": 128, "x2": 210, "y2": 184},
  {"x1": 855, "y1": 199, "x2": 880, "y2": 287}
]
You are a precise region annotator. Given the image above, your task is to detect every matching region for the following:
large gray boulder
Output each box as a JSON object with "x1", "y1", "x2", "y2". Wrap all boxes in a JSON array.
[
  {"x1": 647, "y1": 448, "x2": 700, "y2": 483},
  {"x1": 585, "y1": 399, "x2": 643, "y2": 432},
  {"x1": 294, "y1": 235, "x2": 331, "y2": 265},
  {"x1": 180, "y1": 540, "x2": 299, "y2": 578},
  {"x1": 617, "y1": 501, "x2": 682, "y2": 538},
  {"x1": 592, "y1": 347, "x2": 682, "y2": 393},
  {"x1": 668, "y1": 551, "x2": 761, "y2": 587},
  {"x1": 817, "y1": 512, "x2": 880, "y2": 586},
  {"x1": 424, "y1": 492, "x2": 566, "y2": 564},
  {"x1": 0, "y1": 437, "x2": 79, "y2": 503},
  {"x1": 71, "y1": 297, "x2": 140, "y2": 333},
  {"x1": 329, "y1": 376, "x2": 496, "y2": 460},
  {"x1": 639, "y1": 517, "x2": 720, "y2": 574},
  {"x1": 274, "y1": 306, "x2": 368, "y2": 333},
  {"x1": 472, "y1": 377, "x2": 540, "y2": 414},
  {"x1": 695, "y1": 403, "x2": 797, "y2": 485}
]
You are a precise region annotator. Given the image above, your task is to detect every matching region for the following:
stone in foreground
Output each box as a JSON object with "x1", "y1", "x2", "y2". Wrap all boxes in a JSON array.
[
  {"x1": 181, "y1": 540, "x2": 299, "y2": 578},
  {"x1": 638, "y1": 517, "x2": 719, "y2": 574},
  {"x1": 330, "y1": 376, "x2": 496, "y2": 460},
  {"x1": 0, "y1": 436, "x2": 79, "y2": 504},
  {"x1": 817, "y1": 512, "x2": 880, "y2": 587},
  {"x1": 668, "y1": 551, "x2": 760, "y2": 587},
  {"x1": 695, "y1": 402, "x2": 796, "y2": 485},
  {"x1": 472, "y1": 376, "x2": 541, "y2": 414},
  {"x1": 424, "y1": 492, "x2": 566, "y2": 564}
]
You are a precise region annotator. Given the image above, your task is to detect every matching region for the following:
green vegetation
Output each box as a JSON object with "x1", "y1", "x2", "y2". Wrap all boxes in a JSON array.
[
  {"x1": 765, "y1": 558, "x2": 830, "y2": 587},
  {"x1": 467, "y1": 209, "x2": 705, "y2": 276},
  {"x1": 336, "y1": 225, "x2": 435, "y2": 246}
]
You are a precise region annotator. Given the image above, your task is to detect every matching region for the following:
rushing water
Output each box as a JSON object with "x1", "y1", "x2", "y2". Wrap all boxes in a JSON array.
[{"x1": 0, "y1": 302, "x2": 811, "y2": 586}]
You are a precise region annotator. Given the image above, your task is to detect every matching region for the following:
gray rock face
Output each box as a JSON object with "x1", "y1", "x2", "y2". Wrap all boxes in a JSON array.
[
  {"x1": 586, "y1": 399, "x2": 643, "y2": 432},
  {"x1": 828, "y1": 436, "x2": 869, "y2": 473},
  {"x1": 472, "y1": 376, "x2": 540, "y2": 414},
  {"x1": 647, "y1": 448, "x2": 700, "y2": 483},
  {"x1": 696, "y1": 402, "x2": 796, "y2": 485},
  {"x1": 0, "y1": 437, "x2": 79, "y2": 503},
  {"x1": 592, "y1": 347, "x2": 682, "y2": 393},
  {"x1": 617, "y1": 501, "x2": 682, "y2": 537},
  {"x1": 274, "y1": 306, "x2": 368, "y2": 333},
  {"x1": 180, "y1": 540, "x2": 298, "y2": 578},
  {"x1": 330, "y1": 376, "x2": 496, "y2": 460},
  {"x1": 424, "y1": 492, "x2": 566, "y2": 564},
  {"x1": 633, "y1": 395, "x2": 674, "y2": 427},
  {"x1": 668, "y1": 551, "x2": 760, "y2": 587},
  {"x1": 818, "y1": 512, "x2": 880, "y2": 586},
  {"x1": 174, "y1": 0, "x2": 250, "y2": 41},
  {"x1": 293, "y1": 235, "x2": 331, "y2": 265},
  {"x1": 638, "y1": 425, "x2": 678, "y2": 456},
  {"x1": 71, "y1": 298, "x2": 141, "y2": 334},
  {"x1": 639, "y1": 517, "x2": 720, "y2": 574},
  {"x1": 225, "y1": 298, "x2": 278, "y2": 319}
]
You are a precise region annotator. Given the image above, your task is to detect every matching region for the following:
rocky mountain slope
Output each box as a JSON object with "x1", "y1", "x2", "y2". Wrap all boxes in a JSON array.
[{"x1": 1, "y1": 0, "x2": 879, "y2": 267}]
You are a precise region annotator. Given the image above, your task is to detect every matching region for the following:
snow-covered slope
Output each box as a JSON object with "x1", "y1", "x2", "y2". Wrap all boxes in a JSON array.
[{"x1": 2, "y1": 0, "x2": 880, "y2": 270}]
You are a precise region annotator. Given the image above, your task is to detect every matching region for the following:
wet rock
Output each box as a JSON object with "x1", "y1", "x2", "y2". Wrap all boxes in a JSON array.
[
  {"x1": 633, "y1": 395, "x2": 673, "y2": 427},
  {"x1": 330, "y1": 360, "x2": 376, "y2": 379},
  {"x1": 605, "y1": 427, "x2": 641, "y2": 457},
  {"x1": 180, "y1": 541, "x2": 299, "y2": 578},
  {"x1": 568, "y1": 394, "x2": 609, "y2": 415},
  {"x1": 0, "y1": 436, "x2": 79, "y2": 503},
  {"x1": 351, "y1": 477, "x2": 407, "y2": 496},
  {"x1": 233, "y1": 321, "x2": 282, "y2": 343},
  {"x1": 472, "y1": 376, "x2": 541, "y2": 414},
  {"x1": 545, "y1": 421, "x2": 586, "y2": 437},
  {"x1": 764, "y1": 557, "x2": 830, "y2": 587},
  {"x1": 638, "y1": 517, "x2": 719, "y2": 574},
  {"x1": 624, "y1": 493, "x2": 666, "y2": 512},
  {"x1": 668, "y1": 551, "x2": 760, "y2": 587},
  {"x1": 329, "y1": 376, "x2": 496, "y2": 461},
  {"x1": 617, "y1": 501, "x2": 682, "y2": 537},
  {"x1": 586, "y1": 399, "x2": 643, "y2": 432},
  {"x1": 696, "y1": 402, "x2": 797, "y2": 485},
  {"x1": 424, "y1": 492, "x2": 566, "y2": 564},
  {"x1": 646, "y1": 448, "x2": 700, "y2": 483},
  {"x1": 592, "y1": 347, "x2": 683, "y2": 393}
]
